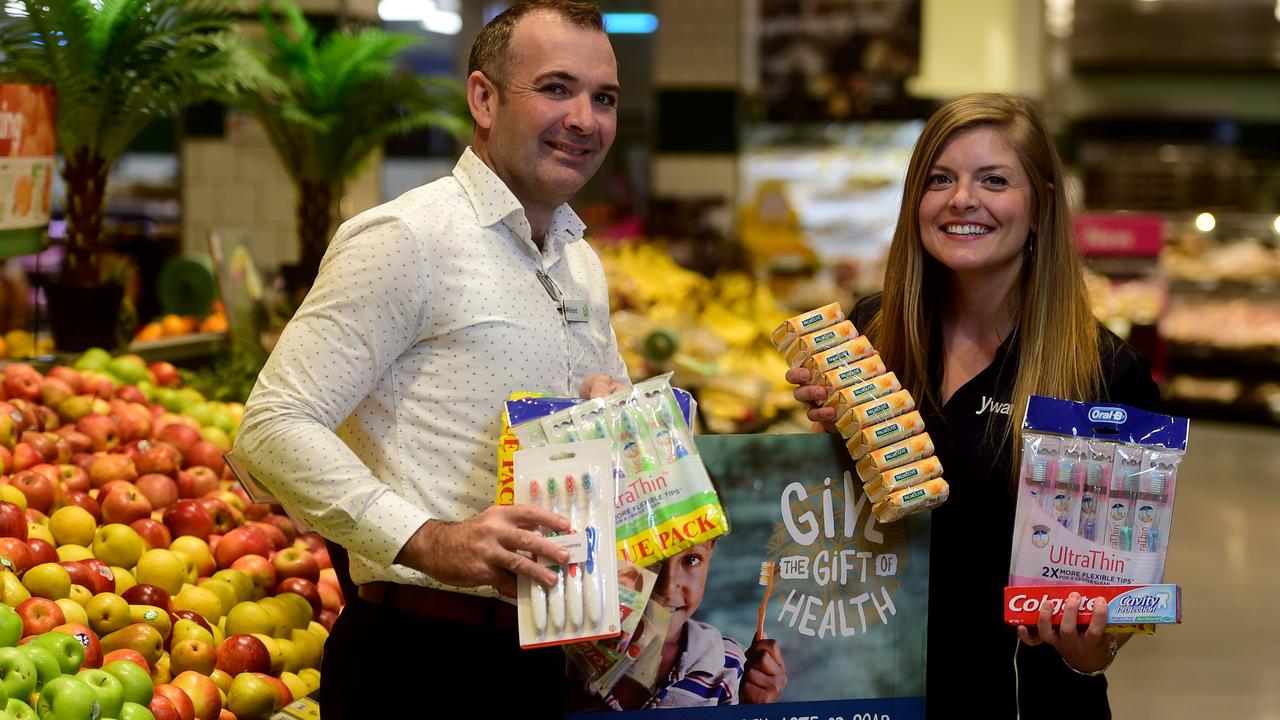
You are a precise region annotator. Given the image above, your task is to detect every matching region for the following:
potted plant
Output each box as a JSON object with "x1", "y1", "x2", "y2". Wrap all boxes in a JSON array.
[
  {"x1": 242, "y1": 2, "x2": 470, "y2": 296},
  {"x1": 0, "y1": 0, "x2": 272, "y2": 350}
]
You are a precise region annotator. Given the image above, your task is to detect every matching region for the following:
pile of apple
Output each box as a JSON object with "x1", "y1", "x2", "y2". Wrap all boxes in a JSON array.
[{"x1": 0, "y1": 357, "x2": 343, "y2": 720}]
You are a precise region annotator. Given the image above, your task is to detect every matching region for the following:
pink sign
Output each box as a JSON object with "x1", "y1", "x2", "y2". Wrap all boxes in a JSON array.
[{"x1": 1073, "y1": 213, "x2": 1165, "y2": 257}]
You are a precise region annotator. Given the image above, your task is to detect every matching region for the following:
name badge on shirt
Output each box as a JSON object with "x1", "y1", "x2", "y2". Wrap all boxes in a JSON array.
[{"x1": 561, "y1": 299, "x2": 591, "y2": 323}]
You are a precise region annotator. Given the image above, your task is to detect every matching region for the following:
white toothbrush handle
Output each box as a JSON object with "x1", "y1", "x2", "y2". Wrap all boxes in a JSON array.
[
  {"x1": 547, "y1": 488, "x2": 566, "y2": 633},
  {"x1": 565, "y1": 483, "x2": 584, "y2": 630},
  {"x1": 582, "y1": 489, "x2": 603, "y2": 628},
  {"x1": 528, "y1": 485, "x2": 548, "y2": 636}
]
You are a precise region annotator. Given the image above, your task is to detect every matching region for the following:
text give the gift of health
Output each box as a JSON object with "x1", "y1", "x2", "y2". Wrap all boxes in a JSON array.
[{"x1": 776, "y1": 472, "x2": 901, "y2": 640}]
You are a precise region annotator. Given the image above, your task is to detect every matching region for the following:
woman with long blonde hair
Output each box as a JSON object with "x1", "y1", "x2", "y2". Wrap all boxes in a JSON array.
[{"x1": 789, "y1": 94, "x2": 1158, "y2": 717}]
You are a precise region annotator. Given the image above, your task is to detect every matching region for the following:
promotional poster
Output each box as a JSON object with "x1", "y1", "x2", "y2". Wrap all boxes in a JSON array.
[{"x1": 569, "y1": 432, "x2": 930, "y2": 720}]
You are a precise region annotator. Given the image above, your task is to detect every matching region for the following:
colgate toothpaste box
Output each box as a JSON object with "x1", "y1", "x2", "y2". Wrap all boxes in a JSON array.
[{"x1": 1004, "y1": 583, "x2": 1182, "y2": 626}]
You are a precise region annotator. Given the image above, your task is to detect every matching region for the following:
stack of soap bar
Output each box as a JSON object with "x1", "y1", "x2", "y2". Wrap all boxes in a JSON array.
[{"x1": 773, "y1": 303, "x2": 950, "y2": 523}]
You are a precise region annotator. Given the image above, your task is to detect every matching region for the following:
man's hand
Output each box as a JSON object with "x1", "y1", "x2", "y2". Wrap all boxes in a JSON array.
[
  {"x1": 580, "y1": 374, "x2": 624, "y2": 399},
  {"x1": 1017, "y1": 592, "x2": 1126, "y2": 673},
  {"x1": 785, "y1": 367, "x2": 838, "y2": 434},
  {"x1": 740, "y1": 637, "x2": 787, "y2": 704},
  {"x1": 395, "y1": 505, "x2": 571, "y2": 598}
]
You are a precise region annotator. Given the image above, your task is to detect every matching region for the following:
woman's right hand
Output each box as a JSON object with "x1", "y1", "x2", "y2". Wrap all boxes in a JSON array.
[{"x1": 786, "y1": 367, "x2": 839, "y2": 434}]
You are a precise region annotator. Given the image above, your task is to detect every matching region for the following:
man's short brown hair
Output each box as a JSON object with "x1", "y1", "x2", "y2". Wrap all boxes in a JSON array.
[{"x1": 467, "y1": 0, "x2": 605, "y2": 90}]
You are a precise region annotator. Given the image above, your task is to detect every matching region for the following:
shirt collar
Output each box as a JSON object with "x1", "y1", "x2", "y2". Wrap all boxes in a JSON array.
[{"x1": 453, "y1": 147, "x2": 587, "y2": 255}]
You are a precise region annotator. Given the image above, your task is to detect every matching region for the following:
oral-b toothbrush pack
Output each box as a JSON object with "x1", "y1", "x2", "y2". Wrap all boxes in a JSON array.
[
  {"x1": 1006, "y1": 396, "x2": 1188, "y2": 627},
  {"x1": 515, "y1": 439, "x2": 622, "y2": 648}
]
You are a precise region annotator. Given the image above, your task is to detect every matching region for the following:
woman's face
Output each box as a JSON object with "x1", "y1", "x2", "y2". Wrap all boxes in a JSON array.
[{"x1": 917, "y1": 126, "x2": 1036, "y2": 281}]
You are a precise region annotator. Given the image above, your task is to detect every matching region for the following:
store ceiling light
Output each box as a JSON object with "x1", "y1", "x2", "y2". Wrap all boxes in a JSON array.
[
  {"x1": 1273, "y1": 215, "x2": 1280, "y2": 234},
  {"x1": 1195, "y1": 212, "x2": 1216, "y2": 233},
  {"x1": 603, "y1": 13, "x2": 659, "y2": 34},
  {"x1": 378, "y1": 0, "x2": 462, "y2": 35}
]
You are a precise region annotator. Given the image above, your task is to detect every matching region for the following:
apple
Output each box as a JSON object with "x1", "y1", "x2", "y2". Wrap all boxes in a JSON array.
[
  {"x1": 99, "y1": 490, "x2": 151, "y2": 529},
  {"x1": 171, "y1": 670, "x2": 220, "y2": 720},
  {"x1": 168, "y1": 638, "x2": 214, "y2": 677},
  {"x1": 221, "y1": 603, "x2": 273, "y2": 638},
  {"x1": 101, "y1": 624, "x2": 164, "y2": 668},
  {"x1": 9, "y1": 445, "x2": 40, "y2": 473},
  {"x1": 8, "y1": 473, "x2": 55, "y2": 515},
  {"x1": 244, "y1": 522, "x2": 286, "y2": 552},
  {"x1": 31, "y1": 630, "x2": 84, "y2": 674},
  {"x1": 39, "y1": 377, "x2": 74, "y2": 409},
  {"x1": 287, "y1": 628, "x2": 322, "y2": 671},
  {"x1": 78, "y1": 559, "x2": 116, "y2": 595},
  {"x1": 56, "y1": 561, "x2": 95, "y2": 592},
  {"x1": 136, "y1": 444, "x2": 181, "y2": 477},
  {"x1": 24, "y1": 539, "x2": 55, "y2": 567},
  {"x1": 18, "y1": 434, "x2": 55, "y2": 464},
  {"x1": 51, "y1": 622, "x2": 101, "y2": 669},
  {"x1": 270, "y1": 547, "x2": 320, "y2": 584},
  {"x1": 261, "y1": 516, "x2": 298, "y2": 548},
  {"x1": 127, "y1": 605, "x2": 171, "y2": 644},
  {"x1": 167, "y1": 538, "x2": 214, "y2": 579},
  {"x1": 0, "y1": 503, "x2": 26, "y2": 542},
  {"x1": 129, "y1": 519, "x2": 171, "y2": 552},
  {"x1": 89, "y1": 454, "x2": 138, "y2": 489},
  {"x1": 56, "y1": 430, "x2": 92, "y2": 456},
  {"x1": 0, "y1": 647, "x2": 36, "y2": 707},
  {"x1": 214, "y1": 633, "x2": 269, "y2": 676},
  {"x1": 226, "y1": 671, "x2": 277, "y2": 720},
  {"x1": 76, "y1": 414, "x2": 120, "y2": 452},
  {"x1": 148, "y1": 363, "x2": 180, "y2": 389},
  {"x1": 0, "y1": 447, "x2": 10, "y2": 475},
  {"x1": 55, "y1": 396, "x2": 95, "y2": 424},
  {"x1": 180, "y1": 443, "x2": 223, "y2": 476},
  {"x1": 213, "y1": 528, "x2": 272, "y2": 570},
  {"x1": 75, "y1": 668, "x2": 124, "y2": 718},
  {"x1": 0, "y1": 538, "x2": 33, "y2": 576},
  {"x1": 175, "y1": 468, "x2": 218, "y2": 500},
  {"x1": 120, "y1": 700, "x2": 156, "y2": 720},
  {"x1": 85, "y1": 592, "x2": 132, "y2": 637},
  {"x1": 133, "y1": 550, "x2": 186, "y2": 596},
  {"x1": 194, "y1": 498, "x2": 235, "y2": 536},
  {"x1": 20, "y1": 564, "x2": 70, "y2": 601},
  {"x1": 48, "y1": 367, "x2": 83, "y2": 394},
  {"x1": 123, "y1": 584, "x2": 174, "y2": 613},
  {"x1": 252, "y1": 672, "x2": 291, "y2": 708},
  {"x1": 228, "y1": 556, "x2": 274, "y2": 598},
  {"x1": 102, "y1": 649, "x2": 149, "y2": 676},
  {"x1": 117, "y1": 384, "x2": 148, "y2": 405},
  {"x1": 155, "y1": 424, "x2": 200, "y2": 455},
  {"x1": 135, "y1": 475, "x2": 178, "y2": 511},
  {"x1": 104, "y1": 657, "x2": 153, "y2": 707},
  {"x1": 2, "y1": 374, "x2": 40, "y2": 404},
  {"x1": 35, "y1": 676, "x2": 98, "y2": 720},
  {"x1": 161, "y1": 502, "x2": 212, "y2": 542},
  {"x1": 153, "y1": 684, "x2": 195, "y2": 720},
  {"x1": 60, "y1": 490, "x2": 100, "y2": 522},
  {"x1": 315, "y1": 609, "x2": 337, "y2": 631},
  {"x1": 16, "y1": 643, "x2": 59, "y2": 691}
]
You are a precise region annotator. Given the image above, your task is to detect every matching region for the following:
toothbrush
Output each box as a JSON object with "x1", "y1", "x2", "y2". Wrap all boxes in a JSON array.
[
  {"x1": 527, "y1": 478, "x2": 548, "y2": 636},
  {"x1": 582, "y1": 471, "x2": 603, "y2": 628},
  {"x1": 564, "y1": 475, "x2": 584, "y2": 631},
  {"x1": 755, "y1": 560, "x2": 775, "y2": 640},
  {"x1": 546, "y1": 476, "x2": 566, "y2": 633},
  {"x1": 652, "y1": 394, "x2": 689, "y2": 462}
]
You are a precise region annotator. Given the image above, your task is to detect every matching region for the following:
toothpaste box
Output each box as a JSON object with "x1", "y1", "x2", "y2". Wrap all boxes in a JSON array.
[{"x1": 1003, "y1": 583, "x2": 1182, "y2": 626}]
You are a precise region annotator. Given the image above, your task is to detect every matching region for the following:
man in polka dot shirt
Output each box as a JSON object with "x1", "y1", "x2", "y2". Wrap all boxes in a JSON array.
[{"x1": 235, "y1": 2, "x2": 629, "y2": 714}]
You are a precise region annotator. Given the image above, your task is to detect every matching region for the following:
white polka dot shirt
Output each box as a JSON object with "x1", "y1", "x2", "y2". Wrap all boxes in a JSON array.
[{"x1": 234, "y1": 147, "x2": 628, "y2": 591}]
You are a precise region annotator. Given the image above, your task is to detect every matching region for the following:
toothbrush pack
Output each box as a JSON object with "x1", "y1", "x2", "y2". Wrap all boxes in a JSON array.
[
  {"x1": 514, "y1": 439, "x2": 622, "y2": 648},
  {"x1": 1006, "y1": 397, "x2": 1188, "y2": 627}
]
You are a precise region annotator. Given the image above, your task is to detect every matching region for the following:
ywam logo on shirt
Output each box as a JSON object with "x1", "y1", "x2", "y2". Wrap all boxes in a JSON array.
[
  {"x1": 975, "y1": 395, "x2": 1012, "y2": 416},
  {"x1": 1088, "y1": 406, "x2": 1127, "y2": 424}
]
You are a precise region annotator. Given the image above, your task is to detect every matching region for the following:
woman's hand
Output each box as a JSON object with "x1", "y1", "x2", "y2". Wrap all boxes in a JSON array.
[
  {"x1": 1016, "y1": 592, "x2": 1125, "y2": 673},
  {"x1": 785, "y1": 367, "x2": 838, "y2": 434}
]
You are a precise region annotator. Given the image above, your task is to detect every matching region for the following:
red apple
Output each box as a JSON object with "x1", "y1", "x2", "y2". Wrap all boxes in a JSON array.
[
  {"x1": 315, "y1": 608, "x2": 338, "y2": 631},
  {"x1": 25, "y1": 537, "x2": 57, "y2": 565},
  {"x1": 214, "y1": 633, "x2": 270, "y2": 675},
  {"x1": 312, "y1": 545, "x2": 331, "y2": 570},
  {"x1": 154, "y1": 684, "x2": 196, "y2": 720},
  {"x1": 229, "y1": 555, "x2": 275, "y2": 596},
  {"x1": 10, "y1": 469, "x2": 57, "y2": 513},
  {"x1": 20, "y1": 432, "x2": 57, "y2": 463},
  {"x1": 253, "y1": 672, "x2": 292, "y2": 709},
  {"x1": 52, "y1": 620, "x2": 101, "y2": 668},
  {"x1": 294, "y1": 533, "x2": 327, "y2": 554},
  {"x1": 89, "y1": 454, "x2": 137, "y2": 488},
  {"x1": 2, "y1": 372, "x2": 41, "y2": 402},
  {"x1": 23, "y1": 508, "x2": 45, "y2": 525},
  {"x1": 0, "y1": 536, "x2": 34, "y2": 575},
  {"x1": 244, "y1": 521, "x2": 286, "y2": 552},
  {"x1": 182, "y1": 442, "x2": 224, "y2": 476},
  {"x1": 101, "y1": 485, "x2": 153, "y2": 525},
  {"x1": 10, "y1": 443, "x2": 41, "y2": 472},
  {"x1": 57, "y1": 429, "x2": 93, "y2": 454},
  {"x1": 16, "y1": 596, "x2": 64, "y2": 636},
  {"x1": 40, "y1": 376, "x2": 74, "y2": 408},
  {"x1": 78, "y1": 558, "x2": 116, "y2": 595},
  {"x1": 214, "y1": 527, "x2": 273, "y2": 570},
  {"x1": 149, "y1": 362, "x2": 181, "y2": 388},
  {"x1": 0, "y1": 500, "x2": 27, "y2": 540},
  {"x1": 135, "y1": 473, "x2": 179, "y2": 510},
  {"x1": 271, "y1": 547, "x2": 320, "y2": 584},
  {"x1": 156, "y1": 423, "x2": 201, "y2": 454},
  {"x1": 77, "y1": 414, "x2": 120, "y2": 452},
  {"x1": 48, "y1": 366, "x2": 84, "y2": 394},
  {"x1": 82, "y1": 373, "x2": 116, "y2": 400},
  {"x1": 62, "y1": 490, "x2": 102, "y2": 521},
  {"x1": 58, "y1": 559, "x2": 95, "y2": 589},
  {"x1": 169, "y1": 609, "x2": 211, "y2": 634},
  {"x1": 117, "y1": 384, "x2": 147, "y2": 405},
  {"x1": 122, "y1": 583, "x2": 174, "y2": 613},
  {"x1": 57, "y1": 463, "x2": 90, "y2": 492},
  {"x1": 162, "y1": 500, "x2": 213, "y2": 541},
  {"x1": 172, "y1": 670, "x2": 221, "y2": 720},
  {"x1": 96, "y1": 480, "x2": 133, "y2": 505},
  {"x1": 129, "y1": 518, "x2": 172, "y2": 550},
  {"x1": 260, "y1": 515, "x2": 297, "y2": 548},
  {"x1": 275, "y1": 578, "x2": 321, "y2": 617},
  {"x1": 176, "y1": 467, "x2": 219, "y2": 499},
  {"x1": 102, "y1": 647, "x2": 151, "y2": 675},
  {"x1": 136, "y1": 442, "x2": 182, "y2": 476},
  {"x1": 71, "y1": 452, "x2": 95, "y2": 472},
  {"x1": 195, "y1": 497, "x2": 235, "y2": 536}
]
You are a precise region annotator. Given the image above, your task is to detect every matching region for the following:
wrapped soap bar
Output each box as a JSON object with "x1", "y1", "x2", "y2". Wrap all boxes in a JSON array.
[
  {"x1": 856, "y1": 433, "x2": 936, "y2": 483},
  {"x1": 835, "y1": 389, "x2": 916, "y2": 434},
  {"x1": 826, "y1": 372, "x2": 900, "y2": 420},
  {"x1": 818, "y1": 357, "x2": 890, "y2": 393},
  {"x1": 801, "y1": 335, "x2": 877, "y2": 375},
  {"x1": 872, "y1": 478, "x2": 950, "y2": 523},
  {"x1": 785, "y1": 320, "x2": 858, "y2": 368},
  {"x1": 865, "y1": 455, "x2": 945, "y2": 504},
  {"x1": 771, "y1": 302, "x2": 846, "y2": 353},
  {"x1": 845, "y1": 411, "x2": 926, "y2": 459}
]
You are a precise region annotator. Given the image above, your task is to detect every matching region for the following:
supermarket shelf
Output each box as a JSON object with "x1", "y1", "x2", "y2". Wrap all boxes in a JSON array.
[
  {"x1": 1167, "y1": 278, "x2": 1280, "y2": 296},
  {"x1": 1162, "y1": 397, "x2": 1280, "y2": 427},
  {"x1": 127, "y1": 332, "x2": 229, "y2": 364}
]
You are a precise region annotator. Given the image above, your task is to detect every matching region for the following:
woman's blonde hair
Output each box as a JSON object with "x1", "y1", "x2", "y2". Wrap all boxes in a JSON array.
[{"x1": 867, "y1": 93, "x2": 1102, "y2": 479}]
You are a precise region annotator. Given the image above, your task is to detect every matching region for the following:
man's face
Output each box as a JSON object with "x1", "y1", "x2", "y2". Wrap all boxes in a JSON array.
[
  {"x1": 653, "y1": 541, "x2": 715, "y2": 643},
  {"x1": 474, "y1": 12, "x2": 619, "y2": 218}
]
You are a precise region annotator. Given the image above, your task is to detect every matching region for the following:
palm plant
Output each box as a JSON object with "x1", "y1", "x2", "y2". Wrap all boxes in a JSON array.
[
  {"x1": 0, "y1": 0, "x2": 273, "y2": 287},
  {"x1": 243, "y1": 2, "x2": 470, "y2": 291}
]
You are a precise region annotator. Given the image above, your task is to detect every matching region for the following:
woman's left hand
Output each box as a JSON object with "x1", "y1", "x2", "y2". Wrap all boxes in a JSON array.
[{"x1": 1016, "y1": 591, "x2": 1125, "y2": 672}]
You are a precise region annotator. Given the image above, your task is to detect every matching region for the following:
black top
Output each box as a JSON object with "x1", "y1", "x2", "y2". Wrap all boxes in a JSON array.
[{"x1": 851, "y1": 294, "x2": 1160, "y2": 719}]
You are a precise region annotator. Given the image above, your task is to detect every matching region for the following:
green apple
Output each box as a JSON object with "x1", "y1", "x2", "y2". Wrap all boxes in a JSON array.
[
  {"x1": 226, "y1": 671, "x2": 276, "y2": 720},
  {"x1": 0, "y1": 604, "x2": 22, "y2": 648},
  {"x1": 174, "y1": 389, "x2": 205, "y2": 414},
  {"x1": 91, "y1": 525, "x2": 146, "y2": 570},
  {"x1": 194, "y1": 580, "x2": 236, "y2": 622},
  {"x1": 19, "y1": 564, "x2": 70, "y2": 601},
  {"x1": 223, "y1": 602, "x2": 275, "y2": 637},
  {"x1": 85, "y1": 593, "x2": 132, "y2": 637},
  {"x1": 168, "y1": 619, "x2": 213, "y2": 649},
  {"x1": 0, "y1": 708, "x2": 14, "y2": 720},
  {"x1": 31, "y1": 632, "x2": 84, "y2": 675},
  {"x1": 185, "y1": 403, "x2": 217, "y2": 430},
  {"x1": 210, "y1": 571, "x2": 254, "y2": 605},
  {"x1": 288, "y1": 629, "x2": 322, "y2": 670},
  {"x1": 172, "y1": 585, "x2": 221, "y2": 626},
  {"x1": 153, "y1": 388, "x2": 181, "y2": 413},
  {"x1": 102, "y1": 659, "x2": 152, "y2": 707},
  {"x1": 106, "y1": 357, "x2": 148, "y2": 386},
  {"x1": 75, "y1": 668, "x2": 123, "y2": 719},
  {"x1": 73, "y1": 348, "x2": 112, "y2": 373},
  {"x1": 198, "y1": 426, "x2": 231, "y2": 452},
  {"x1": 5, "y1": 699, "x2": 34, "y2": 720},
  {"x1": 36, "y1": 676, "x2": 99, "y2": 720},
  {"x1": 0, "y1": 648, "x2": 35, "y2": 703},
  {"x1": 15, "y1": 644, "x2": 58, "y2": 691},
  {"x1": 133, "y1": 550, "x2": 186, "y2": 596},
  {"x1": 273, "y1": 638, "x2": 303, "y2": 675},
  {"x1": 119, "y1": 701, "x2": 155, "y2": 720},
  {"x1": 278, "y1": 672, "x2": 308, "y2": 707},
  {"x1": 135, "y1": 380, "x2": 156, "y2": 402},
  {"x1": 255, "y1": 597, "x2": 293, "y2": 637}
]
